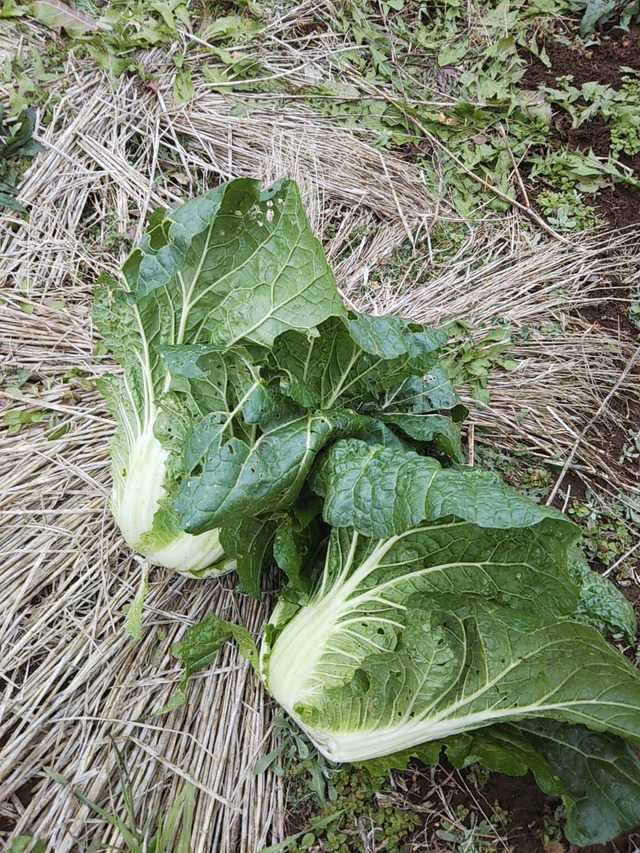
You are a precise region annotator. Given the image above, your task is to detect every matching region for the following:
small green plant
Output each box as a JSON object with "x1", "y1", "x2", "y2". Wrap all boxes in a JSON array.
[
  {"x1": 538, "y1": 802, "x2": 566, "y2": 847},
  {"x1": 256, "y1": 713, "x2": 341, "y2": 806},
  {"x1": 466, "y1": 763, "x2": 491, "y2": 789},
  {"x1": 259, "y1": 812, "x2": 344, "y2": 853},
  {"x1": 537, "y1": 189, "x2": 599, "y2": 231},
  {"x1": 282, "y1": 770, "x2": 421, "y2": 853},
  {"x1": 444, "y1": 322, "x2": 518, "y2": 406},
  {"x1": 568, "y1": 491, "x2": 637, "y2": 577},
  {"x1": 47, "y1": 740, "x2": 195, "y2": 853},
  {"x1": 530, "y1": 146, "x2": 635, "y2": 192},
  {"x1": 619, "y1": 429, "x2": 640, "y2": 465},
  {"x1": 312, "y1": 769, "x2": 422, "y2": 853},
  {"x1": 9, "y1": 836, "x2": 47, "y2": 853},
  {"x1": 259, "y1": 716, "x2": 421, "y2": 852},
  {"x1": 542, "y1": 74, "x2": 640, "y2": 159},
  {"x1": 568, "y1": 0, "x2": 640, "y2": 37},
  {"x1": 436, "y1": 806, "x2": 503, "y2": 853},
  {"x1": 0, "y1": 105, "x2": 42, "y2": 212},
  {"x1": 475, "y1": 442, "x2": 555, "y2": 501}
]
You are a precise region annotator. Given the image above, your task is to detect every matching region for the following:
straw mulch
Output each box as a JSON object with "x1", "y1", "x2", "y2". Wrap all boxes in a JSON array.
[{"x1": 1, "y1": 35, "x2": 639, "y2": 853}]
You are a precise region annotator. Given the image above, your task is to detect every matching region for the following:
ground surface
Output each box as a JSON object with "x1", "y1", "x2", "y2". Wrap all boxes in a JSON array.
[
  {"x1": 522, "y1": 24, "x2": 640, "y2": 231},
  {"x1": 1, "y1": 2, "x2": 640, "y2": 852}
]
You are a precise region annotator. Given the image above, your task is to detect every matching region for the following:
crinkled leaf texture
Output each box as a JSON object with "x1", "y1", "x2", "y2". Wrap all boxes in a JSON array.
[
  {"x1": 170, "y1": 316, "x2": 464, "y2": 530},
  {"x1": 310, "y1": 438, "x2": 560, "y2": 538},
  {"x1": 259, "y1": 443, "x2": 640, "y2": 846},
  {"x1": 94, "y1": 177, "x2": 344, "y2": 575},
  {"x1": 568, "y1": 548, "x2": 637, "y2": 643},
  {"x1": 166, "y1": 315, "x2": 465, "y2": 587},
  {"x1": 165, "y1": 439, "x2": 639, "y2": 844}
]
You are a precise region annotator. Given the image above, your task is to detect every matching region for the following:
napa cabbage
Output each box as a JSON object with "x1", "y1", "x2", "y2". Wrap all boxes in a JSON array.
[
  {"x1": 95, "y1": 179, "x2": 464, "y2": 579},
  {"x1": 94, "y1": 178, "x2": 345, "y2": 575},
  {"x1": 170, "y1": 440, "x2": 640, "y2": 845},
  {"x1": 257, "y1": 441, "x2": 640, "y2": 844}
]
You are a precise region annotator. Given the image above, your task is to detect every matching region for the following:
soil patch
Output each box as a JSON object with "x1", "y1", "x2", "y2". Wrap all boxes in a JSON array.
[
  {"x1": 522, "y1": 26, "x2": 640, "y2": 90},
  {"x1": 522, "y1": 25, "x2": 640, "y2": 231},
  {"x1": 469, "y1": 771, "x2": 554, "y2": 852}
]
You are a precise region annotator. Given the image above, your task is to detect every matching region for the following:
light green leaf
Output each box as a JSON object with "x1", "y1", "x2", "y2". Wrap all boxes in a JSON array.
[
  {"x1": 262, "y1": 524, "x2": 640, "y2": 766},
  {"x1": 45, "y1": 769, "x2": 142, "y2": 849},
  {"x1": 437, "y1": 42, "x2": 468, "y2": 67},
  {"x1": 157, "y1": 612, "x2": 259, "y2": 714},
  {"x1": 174, "y1": 612, "x2": 259, "y2": 677},
  {"x1": 124, "y1": 560, "x2": 149, "y2": 642},
  {"x1": 258, "y1": 811, "x2": 343, "y2": 853},
  {"x1": 172, "y1": 67, "x2": 195, "y2": 106},
  {"x1": 10, "y1": 836, "x2": 47, "y2": 853}
]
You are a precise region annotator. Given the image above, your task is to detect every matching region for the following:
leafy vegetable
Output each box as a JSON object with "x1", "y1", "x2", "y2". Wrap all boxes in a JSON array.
[
  {"x1": 148, "y1": 234, "x2": 640, "y2": 845},
  {"x1": 262, "y1": 521, "x2": 640, "y2": 750},
  {"x1": 258, "y1": 444, "x2": 640, "y2": 769},
  {"x1": 170, "y1": 443, "x2": 640, "y2": 844},
  {"x1": 257, "y1": 490, "x2": 640, "y2": 835},
  {"x1": 96, "y1": 179, "x2": 462, "y2": 583},
  {"x1": 94, "y1": 178, "x2": 344, "y2": 576}
]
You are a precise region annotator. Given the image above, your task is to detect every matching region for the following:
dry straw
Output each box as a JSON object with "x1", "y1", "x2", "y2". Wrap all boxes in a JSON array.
[{"x1": 1, "y1": 28, "x2": 639, "y2": 853}]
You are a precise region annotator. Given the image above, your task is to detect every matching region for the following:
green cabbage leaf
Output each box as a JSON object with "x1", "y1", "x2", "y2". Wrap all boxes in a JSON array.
[
  {"x1": 94, "y1": 177, "x2": 345, "y2": 575},
  {"x1": 167, "y1": 441, "x2": 640, "y2": 846},
  {"x1": 95, "y1": 179, "x2": 463, "y2": 580}
]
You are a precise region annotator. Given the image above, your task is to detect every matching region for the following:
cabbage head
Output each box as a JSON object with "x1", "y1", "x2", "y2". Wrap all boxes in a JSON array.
[{"x1": 94, "y1": 178, "x2": 344, "y2": 575}]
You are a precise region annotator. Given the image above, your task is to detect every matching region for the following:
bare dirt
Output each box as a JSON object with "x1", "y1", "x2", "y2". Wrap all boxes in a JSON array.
[{"x1": 522, "y1": 24, "x2": 640, "y2": 232}]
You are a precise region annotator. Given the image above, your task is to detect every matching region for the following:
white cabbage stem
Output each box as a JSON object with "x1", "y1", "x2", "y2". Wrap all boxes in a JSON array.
[
  {"x1": 112, "y1": 423, "x2": 168, "y2": 548},
  {"x1": 149, "y1": 529, "x2": 228, "y2": 575},
  {"x1": 111, "y1": 424, "x2": 228, "y2": 575}
]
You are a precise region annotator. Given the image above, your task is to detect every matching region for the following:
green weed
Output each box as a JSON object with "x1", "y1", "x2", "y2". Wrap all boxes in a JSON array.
[
  {"x1": 46, "y1": 740, "x2": 195, "y2": 853},
  {"x1": 436, "y1": 805, "x2": 506, "y2": 853},
  {"x1": 542, "y1": 72, "x2": 640, "y2": 158},
  {"x1": 0, "y1": 105, "x2": 42, "y2": 212},
  {"x1": 568, "y1": 490, "x2": 639, "y2": 578},
  {"x1": 536, "y1": 188, "x2": 600, "y2": 230},
  {"x1": 257, "y1": 715, "x2": 422, "y2": 852},
  {"x1": 9, "y1": 837, "x2": 47, "y2": 853},
  {"x1": 444, "y1": 322, "x2": 519, "y2": 407},
  {"x1": 475, "y1": 441, "x2": 555, "y2": 501}
]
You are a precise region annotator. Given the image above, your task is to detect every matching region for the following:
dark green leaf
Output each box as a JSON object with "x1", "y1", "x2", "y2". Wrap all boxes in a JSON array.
[
  {"x1": 449, "y1": 720, "x2": 640, "y2": 846},
  {"x1": 311, "y1": 439, "x2": 577, "y2": 540}
]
